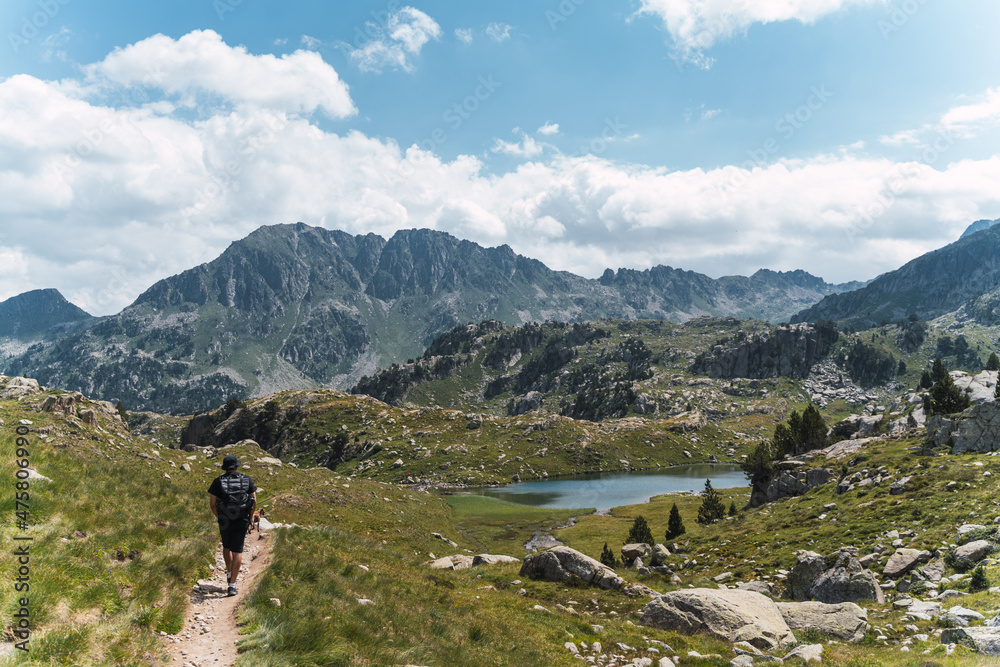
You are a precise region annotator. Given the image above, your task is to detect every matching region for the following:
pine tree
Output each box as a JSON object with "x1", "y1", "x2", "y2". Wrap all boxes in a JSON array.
[
  {"x1": 116, "y1": 400, "x2": 128, "y2": 423},
  {"x1": 931, "y1": 372, "x2": 971, "y2": 414},
  {"x1": 697, "y1": 479, "x2": 726, "y2": 525},
  {"x1": 728, "y1": 501, "x2": 738, "y2": 517},
  {"x1": 666, "y1": 502, "x2": 686, "y2": 540},
  {"x1": 599, "y1": 543, "x2": 618, "y2": 570},
  {"x1": 986, "y1": 352, "x2": 1000, "y2": 372},
  {"x1": 626, "y1": 515, "x2": 654, "y2": 545},
  {"x1": 931, "y1": 357, "x2": 948, "y2": 384},
  {"x1": 919, "y1": 371, "x2": 933, "y2": 389}
]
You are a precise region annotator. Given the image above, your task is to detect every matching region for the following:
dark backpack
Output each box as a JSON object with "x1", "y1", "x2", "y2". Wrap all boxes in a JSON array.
[{"x1": 217, "y1": 473, "x2": 253, "y2": 520}]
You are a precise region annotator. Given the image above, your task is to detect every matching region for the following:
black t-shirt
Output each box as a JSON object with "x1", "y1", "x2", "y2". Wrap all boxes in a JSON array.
[{"x1": 208, "y1": 472, "x2": 257, "y2": 520}]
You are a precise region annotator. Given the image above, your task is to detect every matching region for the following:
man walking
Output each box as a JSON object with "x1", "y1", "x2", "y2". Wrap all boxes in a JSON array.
[{"x1": 208, "y1": 455, "x2": 257, "y2": 596}]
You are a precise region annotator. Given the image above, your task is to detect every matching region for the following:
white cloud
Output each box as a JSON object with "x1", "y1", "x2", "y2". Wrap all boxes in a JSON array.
[
  {"x1": 300, "y1": 35, "x2": 321, "y2": 50},
  {"x1": 941, "y1": 87, "x2": 1000, "y2": 137},
  {"x1": 537, "y1": 122, "x2": 560, "y2": 136},
  {"x1": 492, "y1": 130, "x2": 545, "y2": 158},
  {"x1": 638, "y1": 0, "x2": 887, "y2": 67},
  {"x1": 485, "y1": 22, "x2": 513, "y2": 42},
  {"x1": 349, "y1": 6, "x2": 442, "y2": 73},
  {"x1": 85, "y1": 30, "x2": 355, "y2": 119},
  {"x1": 3, "y1": 36, "x2": 1000, "y2": 317},
  {"x1": 41, "y1": 27, "x2": 72, "y2": 63},
  {"x1": 879, "y1": 129, "x2": 921, "y2": 146},
  {"x1": 701, "y1": 108, "x2": 722, "y2": 121},
  {"x1": 454, "y1": 28, "x2": 473, "y2": 44}
]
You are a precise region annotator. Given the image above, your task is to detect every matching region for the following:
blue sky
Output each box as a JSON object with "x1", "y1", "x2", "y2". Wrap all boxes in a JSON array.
[{"x1": 2, "y1": 0, "x2": 1000, "y2": 314}]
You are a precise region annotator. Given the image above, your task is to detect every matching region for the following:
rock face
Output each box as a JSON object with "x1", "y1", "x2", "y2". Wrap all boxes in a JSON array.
[
  {"x1": 690, "y1": 323, "x2": 838, "y2": 380},
  {"x1": 926, "y1": 402, "x2": 1000, "y2": 454},
  {"x1": 951, "y1": 540, "x2": 995, "y2": 571},
  {"x1": 520, "y1": 547, "x2": 624, "y2": 590},
  {"x1": 0, "y1": 376, "x2": 40, "y2": 400},
  {"x1": 639, "y1": 588, "x2": 796, "y2": 650},
  {"x1": 786, "y1": 550, "x2": 884, "y2": 604},
  {"x1": 0, "y1": 288, "x2": 92, "y2": 339},
  {"x1": 776, "y1": 601, "x2": 869, "y2": 643},
  {"x1": 940, "y1": 627, "x2": 1000, "y2": 656}
]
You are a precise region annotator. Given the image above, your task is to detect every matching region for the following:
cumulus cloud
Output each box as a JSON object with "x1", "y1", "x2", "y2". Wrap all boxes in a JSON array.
[
  {"x1": 537, "y1": 122, "x2": 560, "y2": 135},
  {"x1": 85, "y1": 30, "x2": 355, "y2": 118},
  {"x1": 485, "y1": 22, "x2": 513, "y2": 42},
  {"x1": 638, "y1": 0, "x2": 887, "y2": 67},
  {"x1": 2, "y1": 32, "x2": 999, "y2": 317},
  {"x1": 454, "y1": 28, "x2": 473, "y2": 44},
  {"x1": 348, "y1": 6, "x2": 442, "y2": 73}
]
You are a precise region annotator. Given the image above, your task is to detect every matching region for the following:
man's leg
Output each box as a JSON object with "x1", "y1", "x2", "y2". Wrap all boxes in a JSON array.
[
  {"x1": 223, "y1": 548, "x2": 233, "y2": 581},
  {"x1": 230, "y1": 552, "x2": 243, "y2": 585}
]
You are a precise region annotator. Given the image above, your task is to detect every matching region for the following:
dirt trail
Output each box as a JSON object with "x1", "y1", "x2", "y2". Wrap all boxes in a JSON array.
[{"x1": 163, "y1": 530, "x2": 272, "y2": 667}]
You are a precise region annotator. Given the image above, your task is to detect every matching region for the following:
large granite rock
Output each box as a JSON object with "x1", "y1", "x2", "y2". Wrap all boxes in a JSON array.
[
  {"x1": 520, "y1": 547, "x2": 624, "y2": 590},
  {"x1": 651, "y1": 544, "x2": 670, "y2": 566},
  {"x1": 927, "y1": 402, "x2": 1000, "y2": 454},
  {"x1": 882, "y1": 548, "x2": 932, "y2": 579},
  {"x1": 786, "y1": 550, "x2": 883, "y2": 604},
  {"x1": 640, "y1": 588, "x2": 796, "y2": 650},
  {"x1": 940, "y1": 627, "x2": 1000, "y2": 656},
  {"x1": 776, "y1": 601, "x2": 869, "y2": 643},
  {"x1": 0, "y1": 376, "x2": 40, "y2": 399},
  {"x1": 952, "y1": 540, "x2": 995, "y2": 571},
  {"x1": 750, "y1": 466, "x2": 836, "y2": 506},
  {"x1": 622, "y1": 543, "x2": 652, "y2": 562}
]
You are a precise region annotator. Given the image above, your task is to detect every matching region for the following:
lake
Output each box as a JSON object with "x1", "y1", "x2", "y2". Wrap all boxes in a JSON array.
[{"x1": 457, "y1": 464, "x2": 748, "y2": 511}]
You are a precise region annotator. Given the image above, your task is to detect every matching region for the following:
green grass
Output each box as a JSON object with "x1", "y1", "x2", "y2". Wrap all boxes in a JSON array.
[{"x1": 443, "y1": 494, "x2": 591, "y2": 555}]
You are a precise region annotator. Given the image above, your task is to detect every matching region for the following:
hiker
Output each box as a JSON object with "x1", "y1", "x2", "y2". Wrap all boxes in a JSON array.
[{"x1": 208, "y1": 454, "x2": 257, "y2": 596}]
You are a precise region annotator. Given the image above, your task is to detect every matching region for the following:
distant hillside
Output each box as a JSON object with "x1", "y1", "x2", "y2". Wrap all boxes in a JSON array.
[
  {"x1": 5, "y1": 223, "x2": 856, "y2": 413},
  {"x1": 0, "y1": 288, "x2": 92, "y2": 339},
  {"x1": 794, "y1": 224, "x2": 1000, "y2": 328}
]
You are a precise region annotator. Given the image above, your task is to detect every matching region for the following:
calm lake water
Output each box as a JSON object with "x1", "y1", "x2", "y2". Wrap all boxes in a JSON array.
[{"x1": 458, "y1": 464, "x2": 748, "y2": 511}]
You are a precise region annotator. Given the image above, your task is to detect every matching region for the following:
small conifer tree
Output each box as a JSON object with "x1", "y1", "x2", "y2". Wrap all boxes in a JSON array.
[
  {"x1": 987, "y1": 352, "x2": 1000, "y2": 372},
  {"x1": 626, "y1": 515, "x2": 655, "y2": 545},
  {"x1": 728, "y1": 501, "x2": 738, "y2": 517},
  {"x1": 666, "y1": 503, "x2": 686, "y2": 540},
  {"x1": 599, "y1": 543, "x2": 618, "y2": 570},
  {"x1": 969, "y1": 564, "x2": 990, "y2": 593},
  {"x1": 697, "y1": 479, "x2": 726, "y2": 525}
]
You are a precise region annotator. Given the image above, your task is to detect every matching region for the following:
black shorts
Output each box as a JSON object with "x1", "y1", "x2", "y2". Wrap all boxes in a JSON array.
[{"x1": 218, "y1": 517, "x2": 250, "y2": 553}]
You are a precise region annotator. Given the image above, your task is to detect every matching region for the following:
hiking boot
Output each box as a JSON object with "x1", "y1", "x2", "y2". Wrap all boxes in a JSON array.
[{"x1": 227, "y1": 584, "x2": 237, "y2": 596}]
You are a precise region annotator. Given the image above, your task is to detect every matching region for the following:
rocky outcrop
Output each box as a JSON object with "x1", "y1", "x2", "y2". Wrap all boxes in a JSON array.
[
  {"x1": 639, "y1": 588, "x2": 796, "y2": 650},
  {"x1": 751, "y1": 465, "x2": 835, "y2": 507},
  {"x1": 785, "y1": 550, "x2": 884, "y2": 604},
  {"x1": 927, "y1": 402, "x2": 1000, "y2": 454},
  {"x1": 0, "y1": 376, "x2": 40, "y2": 400},
  {"x1": 520, "y1": 547, "x2": 624, "y2": 590},
  {"x1": 940, "y1": 627, "x2": 1000, "y2": 656},
  {"x1": 621, "y1": 544, "x2": 652, "y2": 562},
  {"x1": 691, "y1": 323, "x2": 837, "y2": 380},
  {"x1": 776, "y1": 601, "x2": 869, "y2": 643}
]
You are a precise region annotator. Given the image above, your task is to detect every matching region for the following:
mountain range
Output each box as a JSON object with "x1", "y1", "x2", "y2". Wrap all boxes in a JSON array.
[{"x1": 0, "y1": 223, "x2": 861, "y2": 413}]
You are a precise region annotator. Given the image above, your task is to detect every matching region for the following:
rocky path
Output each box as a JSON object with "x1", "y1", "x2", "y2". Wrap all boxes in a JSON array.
[{"x1": 163, "y1": 530, "x2": 272, "y2": 667}]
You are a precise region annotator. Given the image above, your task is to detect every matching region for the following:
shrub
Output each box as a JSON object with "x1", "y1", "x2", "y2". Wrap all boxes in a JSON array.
[
  {"x1": 599, "y1": 543, "x2": 618, "y2": 569},
  {"x1": 969, "y1": 565, "x2": 990, "y2": 593}
]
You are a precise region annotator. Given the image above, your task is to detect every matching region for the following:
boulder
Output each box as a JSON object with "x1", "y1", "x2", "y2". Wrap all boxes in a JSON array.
[
  {"x1": 735, "y1": 581, "x2": 777, "y2": 597},
  {"x1": 520, "y1": 547, "x2": 624, "y2": 590},
  {"x1": 776, "y1": 601, "x2": 868, "y2": 643},
  {"x1": 40, "y1": 394, "x2": 77, "y2": 416},
  {"x1": 940, "y1": 627, "x2": 1000, "y2": 656},
  {"x1": 952, "y1": 540, "x2": 995, "y2": 571},
  {"x1": 957, "y1": 524, "x2": 990, "y2": 544},
  {"x1": 882, "y1": 548, "x2": 932, "y2": 579},
  {"x1": 622, "y1": 543, "x2": 652, "y2": 562},
  {"x1": 782, "y1": 644, "x2": 824, "y2": 663},
  {"x1": 927, "y1": 403, "x2": 1000, "y2": 454},
  {"x1": 785, "y1": 551, "x2": 827, "y2": 601},
  {"x1": 810, "y1": 551, "x2": 885, "y2": 604},
  {"x1": 918, "y1": 558, "x2": 946, "y2": 583},
  {"x1": 472, "y1": 554, "x2": 520, "y2": 566},
  {"x1": 942, "y1": 606, "x2": 985, "y2": 627},
  {"x1": 651, "y1": 544, "x2": 670, "y2": 566},
  {"x1": 79, "y1": 409, "x2": 98, "y2": 427},
  {"x1": 639, "y1": 588, "x2": 796, "y2": 651}
]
